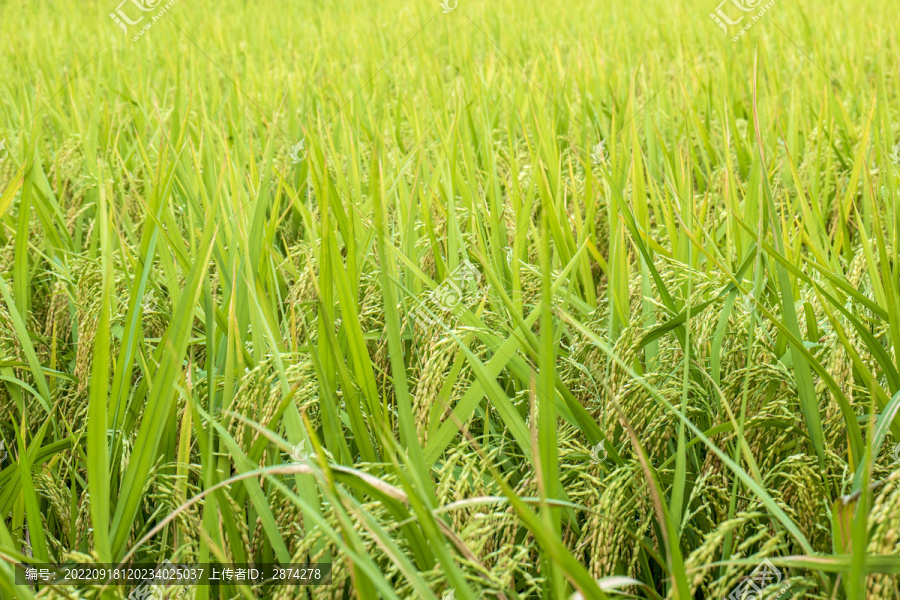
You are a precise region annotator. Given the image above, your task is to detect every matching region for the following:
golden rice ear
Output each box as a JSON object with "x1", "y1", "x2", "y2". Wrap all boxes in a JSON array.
[
  {"x1": 230, "y1": 356, "x2": 320, "y2": 450},
  {"x1": 867, "y1": 474, "x2": 900, "y2": 598},
  {"x1": 761, "y1": 453, "x2": 835, "y2": 552}
]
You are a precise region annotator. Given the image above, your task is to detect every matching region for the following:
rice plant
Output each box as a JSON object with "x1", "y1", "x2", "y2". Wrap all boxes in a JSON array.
[{"x1": 0, "y1": 0, "x2": 898, "y2": 598}]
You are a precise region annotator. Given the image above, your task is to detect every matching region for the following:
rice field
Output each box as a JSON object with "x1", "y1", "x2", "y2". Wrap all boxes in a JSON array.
[{"x1": 1, "y1": 0, "x2": 899, "y2": 598}]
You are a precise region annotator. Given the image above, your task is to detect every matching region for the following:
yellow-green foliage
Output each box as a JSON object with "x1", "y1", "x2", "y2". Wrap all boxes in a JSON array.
[{"x1": 0, "y1": 0, "x2": 898, "y2": 598}]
